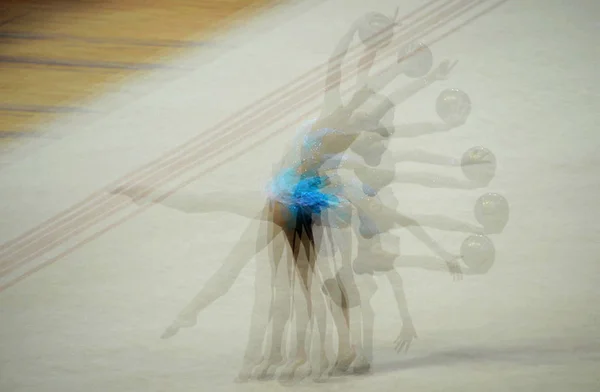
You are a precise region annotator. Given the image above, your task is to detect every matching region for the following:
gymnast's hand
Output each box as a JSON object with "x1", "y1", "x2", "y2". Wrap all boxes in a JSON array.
[
  {"x1": 394, "y1": 321, "x2": 418, "y2": 353},
  {"x1": 445, "y1": 255, "x2": 463, "y2": 281},
  {"x1": 160, "y1": 310, "x2": 198, "y2": 339}
]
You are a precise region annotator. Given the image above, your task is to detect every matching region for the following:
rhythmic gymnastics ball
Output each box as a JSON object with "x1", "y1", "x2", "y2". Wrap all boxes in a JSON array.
[
  {"x1": 398, "y1": 41, "x2": 433, "y2": 78},
  {"x1": 358, "y1": 12, "x2": 396, "y2": 48},
  {"x1": 460, "y1": 234, "x2": 495, "y2": 273},
  {"x1": 474, "y1": 193, "x2": 509, "y2": 234},
  {"x1": 460, "y1": 146, "x2": 496, "y2": 184},
  {"x1": 436, "y1": 88, "x2": 472, "y2": 126}
]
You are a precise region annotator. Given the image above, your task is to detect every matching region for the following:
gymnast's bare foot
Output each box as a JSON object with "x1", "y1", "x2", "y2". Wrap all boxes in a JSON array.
[
  {"x1": 329, "y1": 348, "x2": 357, "y2": 375},
  {"x1": 253, "y1": 354, "x2": 285, "y2": 380},
  {"x1": 160, "y1": 311, "x2": 198, "y2": 339},
  {"x1": 351, "y1": 353, "x2": 372, "y2": 375},
  {"x1": 278, "y1": 353, "x2": 310, "y2": 382},
  {"x1": 312, "y1": 352, "x2": 331, "y2": 382},
  {"x1": 234, "y1": 358, "x2": 264, "y2": 383},
  {"x1": 234, "y1": 366, "x2": 253, "y2": 383}
]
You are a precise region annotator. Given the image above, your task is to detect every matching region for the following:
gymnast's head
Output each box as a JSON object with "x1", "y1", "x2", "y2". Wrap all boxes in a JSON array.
[
  {"x1": 355, "y1": 165, "x2": 395, "y2": 195},
  {"x1": 349, "y1": 128, "x2": 389, "y2": 166},
  {"x1": 349, "y1": 111, "x2": 391, "y2": 135}
]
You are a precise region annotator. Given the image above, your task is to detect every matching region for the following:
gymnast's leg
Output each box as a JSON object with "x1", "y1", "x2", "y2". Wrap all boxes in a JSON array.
[
  {"x1": 305, "y1": 221, "x2": 335, "y2": 380},
  {"x1": 354, "y1": 273, "x2": 378, "y2": 372},
  {"x1": 323, "y1": 225, "x2": 360, "y2": 374},
  {"x1": 161, "y1": 204, "x2": 283, "y2": 339},
  {"x1": 254, "y1": 230, "x2": 293, "y2": 380},
  {"x1": 237, "y1": 207, "x2": 290, "y2": 381},
  {"x1": 277, "y1": 210, "x2": 337, "y2": 381},
  {"x1": 113, "y1": 185, "x2": 266, "y2": 220},
  {"x1": 277, "y1": 215, "x2": 320, "y2": 380}
]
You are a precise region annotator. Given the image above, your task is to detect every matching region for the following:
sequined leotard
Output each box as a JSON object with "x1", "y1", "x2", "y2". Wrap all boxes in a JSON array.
[
  {"x1": 267, "y1": 120, "x2": 382, "y2": 235},
  {"x1": 267, "y1": 120, "x2": 348, "y2": 228}
]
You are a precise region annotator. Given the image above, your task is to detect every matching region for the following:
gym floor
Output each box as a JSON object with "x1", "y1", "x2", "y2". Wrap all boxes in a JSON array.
[
  {"x1": 1, "y1": 1, "x2": 598, "y2": 391},
  {"x1": 0, "y1": 0, "x2": 274, "y2": 148}
]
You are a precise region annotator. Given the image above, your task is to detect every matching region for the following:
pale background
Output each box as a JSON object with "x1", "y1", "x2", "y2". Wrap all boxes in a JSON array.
[{"x1": 1, "y1": 0, "x2": 599, "y2": 390}]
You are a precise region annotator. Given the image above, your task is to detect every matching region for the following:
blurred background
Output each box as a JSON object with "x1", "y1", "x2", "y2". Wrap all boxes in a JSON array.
[
  {"x1": 0, "y1": 0, "x2": 598, "y2": 391},
  {"x1": 0, "y1": 0, "x2": 274, "y2": 149}
]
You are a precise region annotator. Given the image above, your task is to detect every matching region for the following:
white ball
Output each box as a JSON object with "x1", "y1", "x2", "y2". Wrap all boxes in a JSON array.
[
  {"x1": 358, "y1": 12, "x2": 395, "y2": 48},
  {"x1": 398, "y1": 41, "x2": 433, "y2": 78},
  {"x1": 436, "y1": 88, "x2": 472, "y2": 126},
  {"x1": 461, "y1": 146, "x2": 496, "y2": 184},
  {"x1": 460, "y1": 234, "x2": 495, "y2": 273},
  {"x1": 474, "y1": 193, "x2": 509, "y2": 234}
]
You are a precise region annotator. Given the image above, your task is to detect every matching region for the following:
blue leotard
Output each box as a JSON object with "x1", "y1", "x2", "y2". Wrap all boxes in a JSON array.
[
  {"x1": 267, "y1": 121, "x2": 350, "y2": 226},
  {"x1": 267, "y1": 120, "x2": 384, "y2": 235}
]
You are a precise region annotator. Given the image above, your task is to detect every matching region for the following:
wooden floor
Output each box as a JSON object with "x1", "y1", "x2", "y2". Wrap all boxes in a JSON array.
[{"x1": 0, "y1": 0, "x2": 275, "y2": 148}]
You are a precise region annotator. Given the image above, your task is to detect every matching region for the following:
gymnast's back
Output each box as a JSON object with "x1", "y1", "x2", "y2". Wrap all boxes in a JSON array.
[{"x1": 274, "y1": 118, "x2": 357, "y2": 176}]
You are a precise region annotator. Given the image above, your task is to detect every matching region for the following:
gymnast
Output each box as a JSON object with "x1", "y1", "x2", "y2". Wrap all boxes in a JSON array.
[{"x1": 110, "y1": 12, "x2": 469, "y2": 381}]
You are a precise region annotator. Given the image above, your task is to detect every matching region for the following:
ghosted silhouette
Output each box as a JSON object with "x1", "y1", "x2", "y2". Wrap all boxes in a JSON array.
[{"x1": 110, "y1": 9, "x2": 509, "y2": 383}]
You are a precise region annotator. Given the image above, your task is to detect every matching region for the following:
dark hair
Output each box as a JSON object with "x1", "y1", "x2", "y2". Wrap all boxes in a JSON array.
[{"x1": 362, "y1": 183, "x2": 378, "y2": 196}]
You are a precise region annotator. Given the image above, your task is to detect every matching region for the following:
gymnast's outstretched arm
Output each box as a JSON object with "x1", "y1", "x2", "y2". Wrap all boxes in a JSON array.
[
  {"x1": 365, "y1": 60, "x2": 458, "y2": 122},
  {"x1": 368, "y1": 208, "x2": 461, "y2": 281},
  {"x1": 394, "y1": 255, "x2": 484, "y2": 275},
  {"x1": 321, "y1": 11, "x2": 400, "y2": 120},
  {"x1": 410, "y1": 214, "x2": 483, "y2": 234},
  {"x1": 393, "y1": 214, "x2": 456, "y2": 261},
  {"x1": 320, "y1": 148, "x2": 459, "y2": 175},
  {"x1": 336, "y1": 64, "x2": 448, "y2": 133},
  {"x1": 392, "y1": 149, "x2": 459, "y2": 166},
  {"x1": 394, "y1": 170, "x2": 491, "y2": 189},
  {"x1": 342, "y1": 62, "x2": 406, "y2": 117},
  {"x1": 385, "y1": 269, "x2": 412, "y2": 324},
  {"x1": 389, "y1": 122, "x2": 455, "y2": 138},
  {"x1": 320, "y1": 152, "x2": 487, "y2": 192},
  {"x1": 320, "y1": 20, "x2": 363, "y2": 118},
  {"x1": 385, "y1": 269, "x2": 418, "y2": 353},
  {"x1": 347, "y1": 195, "x2": 458, "y2": 264}
]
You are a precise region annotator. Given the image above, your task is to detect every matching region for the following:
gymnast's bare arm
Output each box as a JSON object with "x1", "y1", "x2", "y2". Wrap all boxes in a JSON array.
[{"x1": 385, "y1": 269, "x2": 418, "y2": 353}]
